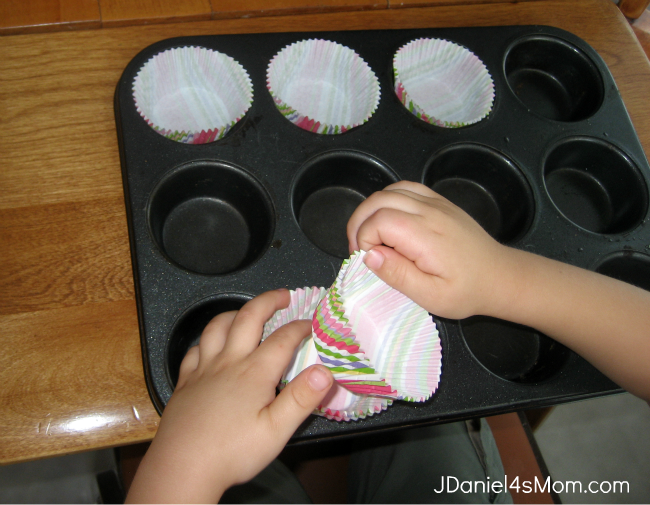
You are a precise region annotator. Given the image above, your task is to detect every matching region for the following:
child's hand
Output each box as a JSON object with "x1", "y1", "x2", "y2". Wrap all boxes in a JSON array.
[
  {"x1": 351, "y1": 182, "x2": 650, "y2": 402},
  {"x1": 126, "y1": 289, "x2": 334, "y2": 504},
  {"x1": 347, "y1": 181, "x2": 513, "y2": 319}
]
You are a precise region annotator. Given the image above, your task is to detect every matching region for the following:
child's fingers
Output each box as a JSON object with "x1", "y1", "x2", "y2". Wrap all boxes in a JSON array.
[
  {"x1": 252, "y1": 319, "x2": 312, "y2": 382},
  {"x1": 221, "y1": 289, "x2": 291, "y2": 358},
  {"x1": 177, "y1": 345, "x2": 200, "y2": 389},
  {"x1": 382, "y1": 180, "x2": 440, "y2": 198},
  {"x1": 363, "y1": 245, "x2": 441, "y2": 314},
  {"x1": 347, "y1": 190, "x2": 429, "y2": 252},
  {"x1": 354, "y1": 207, "x2": 432, "y2": 263},
  {"x1": 264, "y1": 365, "x2": 333, "y2": 439},
  {"x1": 197, "y1": 311, "x2": 237, "y2": 365}
]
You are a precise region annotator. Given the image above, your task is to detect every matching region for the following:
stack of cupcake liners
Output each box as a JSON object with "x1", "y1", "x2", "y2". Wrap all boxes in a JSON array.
[
  {"x1": 262, "y1": 286, "x2": 391, "y2": 422},
  {"x1": 262, "y1": 251, "x2": 442, "y2": 422}
]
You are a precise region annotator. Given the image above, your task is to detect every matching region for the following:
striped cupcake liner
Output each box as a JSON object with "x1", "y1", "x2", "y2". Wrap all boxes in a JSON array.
[
  {"x1": 320, "y1": 251, "x2": 442, "y2": 402},
  {"x1": 266, "y1": 39, "x2": 380, "y2": 135},
  {"x1": 261, "y1": 251, "x2": 442, "y2": 421},
  {"x1": 133, "y1": 46, "x2": 253, "y2": 144},
  {"x1": 393, "y1": 38, "x2": 494, "y2": 128},
  {"x1": 262, "y1": 287, "x2": 389, "y2": 422}
]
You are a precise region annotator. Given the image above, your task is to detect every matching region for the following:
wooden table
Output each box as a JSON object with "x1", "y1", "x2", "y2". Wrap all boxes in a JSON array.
[{"x1": 2, "y1": 0, "x2": 649, "y2": 465}]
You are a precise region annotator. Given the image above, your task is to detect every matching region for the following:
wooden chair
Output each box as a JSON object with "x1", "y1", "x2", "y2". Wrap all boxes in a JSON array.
[{"x1": 618, "y1": 0, "x2": 650, "y2": 19}]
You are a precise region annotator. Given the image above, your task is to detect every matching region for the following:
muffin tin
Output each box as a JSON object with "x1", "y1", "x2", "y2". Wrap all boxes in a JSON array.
[{"x1": 114, "y1": 25, "x2": 650, "y2": 442}]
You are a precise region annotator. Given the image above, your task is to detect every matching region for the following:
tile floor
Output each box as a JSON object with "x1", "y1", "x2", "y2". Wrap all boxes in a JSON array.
[
  {"x1": 0, "y1": 448, "x2": 117, "y2": 503},
  {"x1": 1, "y1": 393, "x2": 648, "y2": 503},
  {"x1": 535, "y1": 392, "x2": 650, "y2": 504}
]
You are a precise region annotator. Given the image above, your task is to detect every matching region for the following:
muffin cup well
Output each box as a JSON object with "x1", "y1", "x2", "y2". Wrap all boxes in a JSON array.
[{"x1": 148, "y1": 161, "x2": 274, "y2": 275}]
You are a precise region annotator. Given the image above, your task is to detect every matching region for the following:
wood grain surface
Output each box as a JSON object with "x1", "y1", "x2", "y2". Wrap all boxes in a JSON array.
[
  {"x1": 0, "y1": 0, "x2": 100, "y2": 35},
  {"x1": 487, "y1": 413, "x2": 554, "y2": 504},
  {"x1": 211, "y1": 0, "x2": 386, "y2": 20},
  {"x1": 1, "y1": 0, "x2": 650, "y2": 464},
  {"x1": 388, "y1": 0, "x2": 541, "y2": 7},
  {"x1": 100, "y1": 0, "x2": 212, "y2": 27}
]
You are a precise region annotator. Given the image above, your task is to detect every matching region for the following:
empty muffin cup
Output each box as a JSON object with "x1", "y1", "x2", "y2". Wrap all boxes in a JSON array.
[
  {"x1": 148, "y1": 161, "x2": 274, "y2": 275},
  {"x1": 267, "y1": 39, "x2": 381, "y2": 134},
  {"x1": 544, "y1": 137, "x2": 648, "y2": 234},
  {"x1": 133, "y1": 46, "x2": 253, "y2": 144},
  {"x1": 505, "y1": 36, "x2": 603, "y2": 122},
  {"x1": 596, "y1": 252, "x2": 650, "y2": 292},
  {"x1": 461, "y1": 316, "x2": 568, "y2": 383},
  {"x1": 423, "y1": 143, "x2": 534, "y2": 243},
  {"x1": 292, "y1": 150, "x2": 399, "y2": 258},
  {"x1": 167, "y1": 294, "x2": 251, "y2": 388},
  {"x1": 393, "y1": 38, "x2": 494, "y2": 127}
]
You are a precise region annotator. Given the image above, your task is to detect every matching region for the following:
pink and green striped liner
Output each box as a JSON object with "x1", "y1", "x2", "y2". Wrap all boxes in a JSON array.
[
  {"x1": 393, "y1": 38, "x2": 494, "y2": 128},
  {"x1": 313, "y1": 286, "x2": 397, "y2": 398},
  {"x1": 262, "y1": 287, "x2": 390, "y2": 421},
  {"x1": 266, "y1": 39, "x2": 380, "y2": 135},
  {"x1": 133, "y1": 46, "x2": 253, "y2": 144},
  {"x1": 318, "y1": 251, "x2": 442, "y2": 402},
  {"x1": 261, "y1": 251, "x2": 442, "y2": 422}
]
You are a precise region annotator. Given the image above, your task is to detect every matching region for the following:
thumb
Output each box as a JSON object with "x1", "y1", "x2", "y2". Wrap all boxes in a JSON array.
[
  {"x1": 363, "y1": 246, "x2": 438, "y2": 313},
  {"x1": 266, "y1": 365, "x2": 333, "y2": 437}
]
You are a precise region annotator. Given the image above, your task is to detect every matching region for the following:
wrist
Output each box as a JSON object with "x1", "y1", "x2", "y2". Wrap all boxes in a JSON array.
[
  {"x1": 484, "y1": 246, "x2": 572, "y2": 332},
  {"x1": 480, "y1": 245, "x2": 536, "y2": 322},
  {"x1": 128, "y1": 436, "x2": 230, "y2": 503}
]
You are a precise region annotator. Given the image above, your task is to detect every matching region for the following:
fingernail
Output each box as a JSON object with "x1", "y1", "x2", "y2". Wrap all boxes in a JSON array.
[
  {"x1": 308, "y1": 366, "x2": 332, "y2": 391},
  {"x1": 364, "y1": 249, "x2": 385, "y2": 270}
]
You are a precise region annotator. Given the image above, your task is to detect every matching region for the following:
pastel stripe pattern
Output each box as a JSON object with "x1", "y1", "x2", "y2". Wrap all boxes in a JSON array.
[
  {"x1": 393, "y1": 38, "x2": 494, "y2": 128},
  {"x1": 262, "y1": 287, "x2": 390, "y2": 421},
  {"x1": 261, "y1": 251, "x2": 442, "y2": 422},
  {"x1": 313, "y1": 287, "x2": 398, "y2": 398},
  {"x1": 133, "y1": 46, "x2": 253, "y2": 144},
  {"x1": 267, "y1": 39, "x2": 380, "y2": 135},
  {"x1": 316, "y1": 251, "x2": 442, "y2": 402}
]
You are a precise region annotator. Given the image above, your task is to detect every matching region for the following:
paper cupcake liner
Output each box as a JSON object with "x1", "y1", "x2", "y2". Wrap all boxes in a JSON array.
[
  {"x1": 267, "y1": 39, "x2": 380, "y2": 134},
  {"x1": 262, "y1": 287, "x2": 389, "y2": 421},
  {"x1": 313, "y1": 287, "x2": 397, "y2": 398},
  {"x1": 393, "y1": 38, "x2": 494, "y2": 128},
  {"x1": 315, "y1": 382, "x2": 391, "y2": 422},
  {"x1": 262, "y1": 287, "x2": 325, "y2": 382},
  {"x1": 261, "y1": 251, "x2": 442, "y2": 421},
  {"x1": 315, "y1": 251, "x2": 442, "y2": 402},
  {"x1": 133, "y1": 46, "x2": 253, "y2": 144}
]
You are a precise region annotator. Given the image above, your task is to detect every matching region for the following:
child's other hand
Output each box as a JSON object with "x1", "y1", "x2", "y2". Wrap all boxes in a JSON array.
[
  {"x1": 126, "y1": 289, "x2": 334, "y2": 504},
  {"x1": 347, "y1": 181, "x2": 512, "y2": 319}
]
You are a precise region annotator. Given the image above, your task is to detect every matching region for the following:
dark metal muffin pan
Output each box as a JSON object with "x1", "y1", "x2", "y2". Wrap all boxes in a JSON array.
[{"x1": 115, "y1": 25, "x2": 650, "y2": 442}]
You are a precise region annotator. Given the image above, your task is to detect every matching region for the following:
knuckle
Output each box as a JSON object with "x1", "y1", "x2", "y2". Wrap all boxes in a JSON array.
[
  {"x1": 366, "y1": 189, "x2": 387, "y2": 204},
  {"x1": 373, "y1": 207, "x2": 394, "y2": 222},
  {"x1": 234, "y1": 303, "x2": 261, "y2": 325},
  {"x1": 202, "y1": 310, "x2": 236, "y2": 334}
]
